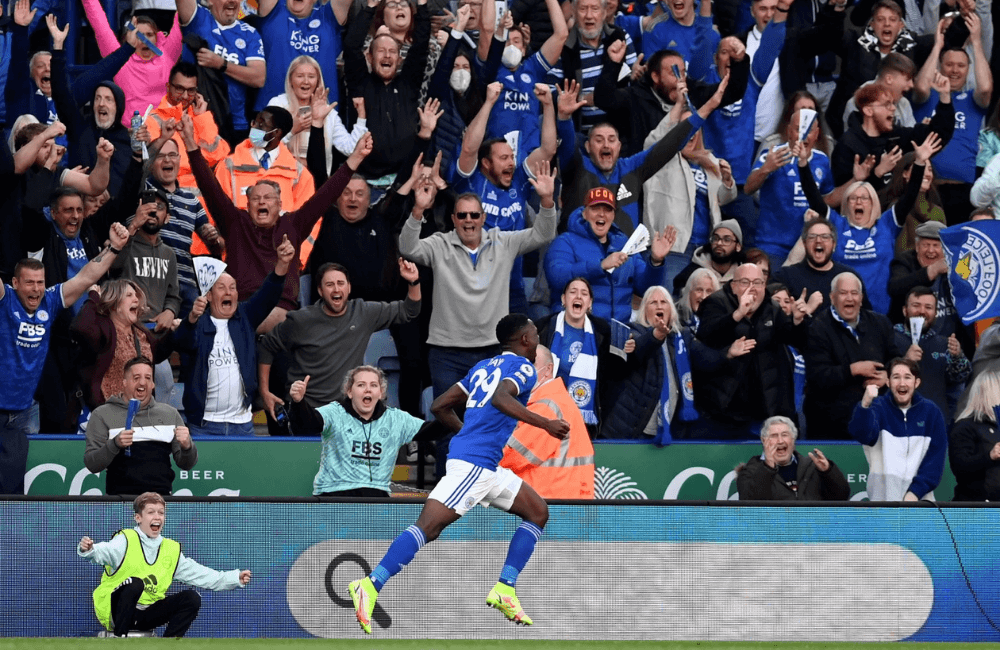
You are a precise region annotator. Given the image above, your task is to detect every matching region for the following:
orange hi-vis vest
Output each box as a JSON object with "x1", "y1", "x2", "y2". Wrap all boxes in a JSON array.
[{"x1": 500, "y1": 377, "x2": 596, "y2": 499}]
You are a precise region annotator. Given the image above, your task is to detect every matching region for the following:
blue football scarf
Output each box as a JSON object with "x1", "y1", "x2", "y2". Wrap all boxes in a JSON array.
[
  {"x1": 550, "y1": 312, "x2": 598, "y2": 424},
  {"x1": 654, "y1": 331, "x2": 698, "y2": 446},
  {"x1": 829, "y1": 305, "x2": 860, "y2": 343}
]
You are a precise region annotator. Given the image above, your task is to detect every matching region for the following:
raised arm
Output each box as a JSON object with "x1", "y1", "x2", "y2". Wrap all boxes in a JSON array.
[
  {"x1": 400, "y1": 1, "x2": 432, "y2": 83},
  {"x1": 538, "y1": 0, "x2": 569, "y2": 66},
  {"x1": 80, "y1": 0, "x2": 119, "y2": 57},
  {"x1": 524, "y1": 84, "x2": 556, "y2": 171},
  {"x1": 177, "y1": 0, "x2": 198, "y2": 26},
  {"x1": 966, "y1": 12, "x2": 993, "y2": 108},
  {"x1": 257, "y1": 0, "x2": 280, "y2": 18},
  {"x1": 913, "y1": 20, "x2": 946, "y2": 105},
  {"x1": 457, "y1": 82, "x2": 502, "y2": 176},
  {"x1": 61, "y1": 223, "x2": 131, "y2": 305},
  {"x1": 344, "y1": 2, "x2": 378, "y2": 94}
]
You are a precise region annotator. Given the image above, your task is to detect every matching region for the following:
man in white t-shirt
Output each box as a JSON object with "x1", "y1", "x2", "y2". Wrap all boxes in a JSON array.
[{"x1": 174, "y1": 235, "x2": 295, "y2": 435}]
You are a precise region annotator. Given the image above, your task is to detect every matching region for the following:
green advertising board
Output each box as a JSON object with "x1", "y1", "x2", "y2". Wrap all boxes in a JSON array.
[{"x1": 24, "y1": 437, "x2": 958, "y2": 500}]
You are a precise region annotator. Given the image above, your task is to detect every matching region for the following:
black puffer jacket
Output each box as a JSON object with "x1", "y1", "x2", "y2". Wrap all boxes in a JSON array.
[
  {"x1": 695, "y1": 285, "x2": 808, "y2": 425},
  {"x1": 737, "y1": 451, "x2": 850, "y2": 500},
  {"x1": 949, "y1": 417, "x2": 1000, "y2": 502}
]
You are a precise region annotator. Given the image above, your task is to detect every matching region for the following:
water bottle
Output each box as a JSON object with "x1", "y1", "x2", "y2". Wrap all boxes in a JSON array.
[{"x1": 130, "y1": 111, "x2": 143, "y2": 154}]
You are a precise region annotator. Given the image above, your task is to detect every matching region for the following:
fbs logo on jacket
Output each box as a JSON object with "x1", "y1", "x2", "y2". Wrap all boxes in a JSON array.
[{"x1": 941, "y1": 221, "x2": 1000, "y2": 324}]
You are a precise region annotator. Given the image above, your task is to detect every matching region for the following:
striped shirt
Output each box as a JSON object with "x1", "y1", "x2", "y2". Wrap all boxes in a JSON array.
[
  {"x1": 548, "y1": 31, "x2": 637, "y2": 130},
  {"x1": 142, "y1": 180, "x2": 210, "y2": 292}
]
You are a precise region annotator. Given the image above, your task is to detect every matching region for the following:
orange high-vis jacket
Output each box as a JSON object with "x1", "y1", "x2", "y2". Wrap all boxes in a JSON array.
[
  {"x1": 501, "y1": 377, "x2": 596, "y2": 499},
  {"x1": 145, "y1": 99, "x2": 231, "y2": 256},
  {"x1": 214, "y1": 140, "x2": 317, "y2": 268}
]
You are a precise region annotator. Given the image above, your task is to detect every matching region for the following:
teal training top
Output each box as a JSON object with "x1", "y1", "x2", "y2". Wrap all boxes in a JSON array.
[{"x1": 312, "y1": 400, "x2": 424, "y2": 495}]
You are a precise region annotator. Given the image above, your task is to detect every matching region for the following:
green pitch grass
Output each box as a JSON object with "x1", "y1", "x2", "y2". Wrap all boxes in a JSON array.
[{"x1": 2, "y1": 641, "x2": 1000, "y2": 649}]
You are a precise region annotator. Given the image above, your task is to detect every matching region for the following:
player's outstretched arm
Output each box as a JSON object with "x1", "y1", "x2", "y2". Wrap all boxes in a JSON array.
[
  {"x1": 492, "y1": 381, "x2": 569, "y2": 439},
  {"x1": 430, "y1": 384, "x2": 467, "y2": 433}
]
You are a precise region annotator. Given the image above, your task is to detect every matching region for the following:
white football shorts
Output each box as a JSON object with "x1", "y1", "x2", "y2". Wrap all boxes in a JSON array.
[{"x1": 428, "y1": 458, "x2": 523, "y2": 515}]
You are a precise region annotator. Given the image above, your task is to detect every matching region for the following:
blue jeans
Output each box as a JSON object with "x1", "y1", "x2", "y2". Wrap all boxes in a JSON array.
[
  {"x1": 427, "y1": 344, "x2": 500, "y2": 477},
  {"x1": 0, "y1": 401, "x2": 39, "y2": 494},
  {"x1": 190, "y1": 420, "x2": 255, "y2": 436}
]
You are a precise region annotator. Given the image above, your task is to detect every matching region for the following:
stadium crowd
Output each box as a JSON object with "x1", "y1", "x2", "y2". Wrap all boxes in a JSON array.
[{"x1": 1, "y1": 0, "x2": 1000, "y2": 502}]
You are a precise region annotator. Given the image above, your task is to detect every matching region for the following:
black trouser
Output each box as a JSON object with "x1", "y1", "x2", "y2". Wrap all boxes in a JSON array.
[{"x1": 110, "y1": 577, "x2": 201, "y2": 638}]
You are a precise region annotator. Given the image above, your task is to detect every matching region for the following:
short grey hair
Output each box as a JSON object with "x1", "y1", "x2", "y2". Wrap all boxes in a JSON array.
[
  {"x1": 830, "y1": 271, "x2": 862, "y2": 295},
  {"x1": 573, "y1": 0, "x2": 608, "y2": 9},
  {"x1": 760, "y1": 416, "x2": 798, "y2": 443}
]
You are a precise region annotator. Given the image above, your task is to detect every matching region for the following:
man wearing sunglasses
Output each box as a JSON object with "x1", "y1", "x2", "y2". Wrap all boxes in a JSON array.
[{"x1": 400, "y1": 160, "x2": 558, "y2": 417}]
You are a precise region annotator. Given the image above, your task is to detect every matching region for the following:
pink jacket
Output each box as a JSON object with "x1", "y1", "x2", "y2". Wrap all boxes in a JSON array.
[{"x1": 82, "y1": 0, "x2": 183, "y2": 125}]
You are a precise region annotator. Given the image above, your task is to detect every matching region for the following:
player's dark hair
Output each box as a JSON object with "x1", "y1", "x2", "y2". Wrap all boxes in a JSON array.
[
  {"x1": 878, "y1": 52, "x2": 915, "y2": 79},
  {"x1": 133, "y1": 491, "x2": 165, "y2": 514},
  {"x1": 13, "y1": 122, "x2": 49, "y2": 152},
  {"x1": 496, "y1": 313, "x2": 532, "y2": 346},
  {"x1": 124, "y1": 356, "x2": 155, "y2": 375},
  {"x1": 970, "y1": 206, "x2": 995, "y2": 220},
  {"x1": 871, "y1": 0, "x2": 903, "y2": 19},
  {"x1": 887, "y1": 356, "x2": 920, "y2": 380},
  {"x1": 647, "y1": 49, "x2": 684, "y2": 83},
  {"x1": 316, "y1": 262, "x2": 351, "y2": 288}
]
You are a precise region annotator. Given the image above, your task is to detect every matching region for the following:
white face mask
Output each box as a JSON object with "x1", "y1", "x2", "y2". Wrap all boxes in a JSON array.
[
  {"x1": 450, "y1": 68, "x2": 471, "y2": 93},
  {"x1": 502, "y1": 45, "x2": 523, "y2": 69}
]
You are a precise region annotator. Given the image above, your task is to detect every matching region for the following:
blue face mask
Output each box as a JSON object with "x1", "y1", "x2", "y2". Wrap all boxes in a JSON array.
[{"x1": 249, "y1": 127, "x2": 274, "y2": 147}]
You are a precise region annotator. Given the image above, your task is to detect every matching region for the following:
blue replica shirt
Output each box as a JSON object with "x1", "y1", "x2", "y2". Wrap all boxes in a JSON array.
[
  {"x1": 488, "y1": 52, "x2": 552, "y2": 164},
  {"x1": 688, "y1": 162, "x2": 713, "y2": 246},
  {"x1": 0, "y1": 284, "x2": 65, "y2": 410},
  {"x1": 183, "y1": 6, "x2": 265, "y2": 130},
  {"x1": 753, "y1": 148, "x2": 835, "y2": 261},
  {"x1": 643, "y1": 15, "x2": 718, "y2": 64},
  {"x1": 693, "y1": 18, "x2": 784, "y2": 184},
  {"x1": 614, "y1": 14, "x2": 643, "y2": 52},
  {"x1": 59, "y1": 233, "x2": 88, "y2": 315},
  {"x1": 913, "y1": 89, "x2": 986, "y2": 184},
  {"x1": 829, "y1": 207, "x2": 903, "y2": 314},
  {"x1": 312, "y1": 401, "x2": 424, "y2": 494},
  {"x1": 449, "y1": 351, "x2": 537, "y2": 469},
  {"x1": 256, "y1": 1, "x2": 341, "y2": 111}
]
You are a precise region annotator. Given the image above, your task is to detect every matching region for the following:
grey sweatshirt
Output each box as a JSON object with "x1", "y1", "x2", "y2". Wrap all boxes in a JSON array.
[
  {"x1": 399, "y1": 205, "x2": 556, "y2": 348},
  {"x1": 111, "y1": 234, "x2": 181, "y2": 319},
  {"x1": 257, "y1": 297, "x2": 420, "y2": 407}
]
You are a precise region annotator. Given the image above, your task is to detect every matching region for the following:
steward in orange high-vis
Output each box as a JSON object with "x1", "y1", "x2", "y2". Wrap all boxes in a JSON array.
[{"x1": 500, "y1": 345, "x2": 595, "y2": 499}]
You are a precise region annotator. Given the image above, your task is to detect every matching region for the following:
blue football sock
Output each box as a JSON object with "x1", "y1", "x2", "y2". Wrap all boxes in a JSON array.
[
  {"x1": 498, "y1": 521, "x2": 543, "y2": 587},
  {"x1": 370, "y1": 525, "x2": 426, "y2": 591}
]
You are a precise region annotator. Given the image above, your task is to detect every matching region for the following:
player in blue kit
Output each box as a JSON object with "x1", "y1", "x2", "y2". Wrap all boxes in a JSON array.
[{"x1": 349, "y1": 314, "x2": 570, "y2": 633}]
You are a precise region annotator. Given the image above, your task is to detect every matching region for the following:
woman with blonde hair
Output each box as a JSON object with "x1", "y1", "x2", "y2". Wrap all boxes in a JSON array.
[
  {"x1": 793, "y1": 130, "x2": 942, "y2": 313},
  {"x1": 71, "y1": 280, "x2": 171, "y2": 410},
  {"x1": 950, "y1": 370, "x2": 1000, "y2": 501},
  {"x1": 267, "y1": 55, "x2": 369, "y2": 173}
]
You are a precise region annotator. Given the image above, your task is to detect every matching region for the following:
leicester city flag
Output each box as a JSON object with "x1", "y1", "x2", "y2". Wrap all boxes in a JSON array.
[{"x1": 941, "y1": 221, "x2": 1000, "y2": 325}]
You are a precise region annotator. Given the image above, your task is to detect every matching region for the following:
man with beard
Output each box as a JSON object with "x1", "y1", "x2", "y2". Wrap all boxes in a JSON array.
[
  {"x1": 140, "y1": 138, "x2": 224, "y2": 317},
  {"x1": 547, "y1": 0, "x2": 637, "y2": 133},
  {"x1": 594, "y1": 47, "x2": 749, "y2": 157},
  {"x1": 887, "y1": 220, "x2": 973, "y2": 357},
  {"x1": 849, "y1": 357, "x2": 947, "y2": 501},
  {"x1": 177, "y1": 0, "x2": 266, "y2": 141},
  {"x1": 304, "y1": 172, "x2": 429, "y2": 419},
  {"x1": 456, "y1": 81, "x2": 558, "y2": 313},
  {"x1": 773, "y1": 217, "x2": 870, "y2": 314},
  {"x1": 256, "y1": 260, "x2": 421, "y2": 428},
  {"x1": 343, "y1": 0, "x2": 432, "y2": 182},
  {"x1": 145, "y1": 62, "x2": 231, "y2": 198},
  {"x1": 672, "y1": 220, "x2": 744, "y2": 297},
  {"x1": 50, "y1": 54, "x2": 133, "y2": 196},
  {"x1": 112, "y1": 190, "x2": 181, "y2": 333},
  {"x1": 560, "y1": 72, "x2": 730, "y2": 234},
  {"x1": 805, "y1": 272, "x2": 903, "y2": 440},
  {"x1": 831, "y1": 79, "x2": 954, "y2": 191},
  {"x1": 693, "y1": 262, "x2": 810, "y2": 439}
]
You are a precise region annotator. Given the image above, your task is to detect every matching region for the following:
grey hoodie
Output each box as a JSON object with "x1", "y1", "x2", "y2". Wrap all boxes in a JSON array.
[{"x1": 112, "y1": 233, "x2": 181, "y2": 320}]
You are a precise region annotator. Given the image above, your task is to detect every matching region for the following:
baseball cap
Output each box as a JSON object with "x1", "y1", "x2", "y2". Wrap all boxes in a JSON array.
[
  {"x1": 914, "y1": 221, "x2": 945, "y2": 240},
  {"x1": 585, "y1": 187, "x2": 615, "y2": 209}
]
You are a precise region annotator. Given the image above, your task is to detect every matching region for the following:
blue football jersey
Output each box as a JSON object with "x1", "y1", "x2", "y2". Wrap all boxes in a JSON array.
[
  {"x1": 183, "y1": 6, "x2": 265, "y2": 130},
  {"x1": 0, "y1": 284, "x2": 65, "y2": 410},
  {"x1": 448, "y1": 352, "x2": 537, "y2": 469},
  {"x1": 454, "y1": 164, "x2": 532, "y2": 232},
  {"x1": 487, "y1": 52, "x2": 551, "y2": 163}
]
